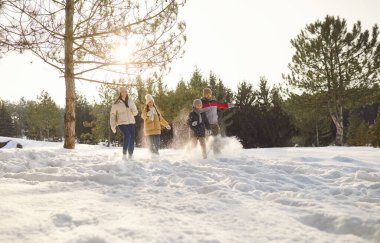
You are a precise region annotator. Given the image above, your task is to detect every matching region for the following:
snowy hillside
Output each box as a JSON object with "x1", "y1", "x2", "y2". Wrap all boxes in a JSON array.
[{"x1": 0, "y1": 137, "x2": 380, "y2": 243}]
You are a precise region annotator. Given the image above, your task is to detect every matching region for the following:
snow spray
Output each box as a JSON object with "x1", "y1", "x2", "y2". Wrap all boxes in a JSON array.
[{"x1": 170, "y1": 108, "x2": 243, "y2": 156}]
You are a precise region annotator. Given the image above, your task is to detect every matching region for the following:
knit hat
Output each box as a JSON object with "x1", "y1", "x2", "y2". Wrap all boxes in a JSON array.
[
  {"x1": 193, "y1": 99, "x2": 202, "y2": 107},
  {"x1": 145, "y1": 94, "x2": 155, "y2": 104},
  {"x1": 119, "y1": 86, "x2": 128, "y2": 94},
  {"x1": 203, "y1": 88, "x2": 212, "y2": 97}
]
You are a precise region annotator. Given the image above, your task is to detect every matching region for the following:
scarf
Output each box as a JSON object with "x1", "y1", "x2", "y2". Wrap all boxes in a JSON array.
[
  {"x1": 194, "y1": 109, "x2": 202, "y2": 124},
  {"x1": 148, "y1": 107, "x2": 157, "y2": 121}
]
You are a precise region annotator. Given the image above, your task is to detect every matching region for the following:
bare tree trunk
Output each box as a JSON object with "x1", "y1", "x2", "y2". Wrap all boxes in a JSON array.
[
  {"x1": 63, "y1": 0, "x2": 76, "y2": 149},
  {"x1": 329, "y1": 103, "x2": 344, "y2": 146}
]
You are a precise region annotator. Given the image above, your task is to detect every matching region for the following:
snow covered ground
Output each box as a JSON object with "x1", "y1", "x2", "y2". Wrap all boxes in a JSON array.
[{"x1": 1, "y1": 136, "x2": 380, "y2": 243}]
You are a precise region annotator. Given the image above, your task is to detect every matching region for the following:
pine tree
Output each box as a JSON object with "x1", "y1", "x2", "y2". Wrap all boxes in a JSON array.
[
  {"x1": 76, "y1": 93, "x2": 92, "y2": 143},
  {"x1": 154, "y1": 79, "x2": 171, "y2": 119},
  {"x1": 257, "y1": 77, "x2": 270, "y2": 109},
  {"x1": 135, "y1": 76, "x2": 148, "y2": 110},
  {"x1": 347, "y1": 112, "x2": 371, "y2": 146},
  {"x1": 208, "y1": 72, "x2": 218, "y2": 92},
  {"x1": 13, "y1": 98, "x2": 27, "y2": 137},
  {"x1": 254, "y1": 79, "x2": 296, "y2": 147},
  {"x1": 3, "y1": 98, "x2": 27, "y2": 137},
  {"x1": 37, "y1": 91, "x2": 62, "y2": 141},
  {"x1": 227, "y1": 81, "x2": 260, "y2": 148},
  {"x1": 25, "y1": 101, "x2": 40, "y2": 140},
  {"x1": 24, "y1": 91, "x2": 62, "y2": 141},
  {"x1": 0, "y1": 101, "x2": 16, "y2": 137},
  {"x1": 285, "y1": 93, "x2": 333, "y2": 146},
  {"x1": 85, "y1": 84, "x2": 117, "y2": 147},
  {"x1": 285, "y1": 16, "x2": 380, "y2": 146},
  {"x1": 188, "y1": 68, "x2": 207, "y2": 98},
  {"x1": 267, "y1": 88, "x2": 296, "y2": 147}
]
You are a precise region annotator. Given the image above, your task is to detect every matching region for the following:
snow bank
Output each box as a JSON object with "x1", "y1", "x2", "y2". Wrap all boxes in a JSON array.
[{"x1": 1, "y1": 136, "x2": 379, "y2": 242}]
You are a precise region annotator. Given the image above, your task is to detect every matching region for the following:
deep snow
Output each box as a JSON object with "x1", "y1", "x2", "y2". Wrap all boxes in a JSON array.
[{"x1": 0, "y1": 136, "x2": 379, "y2": 243}]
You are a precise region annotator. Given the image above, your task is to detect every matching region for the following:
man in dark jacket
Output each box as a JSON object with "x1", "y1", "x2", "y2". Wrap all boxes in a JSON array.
[{"x1": 188, "y1": 99, "x2": 210, "y2": 159}]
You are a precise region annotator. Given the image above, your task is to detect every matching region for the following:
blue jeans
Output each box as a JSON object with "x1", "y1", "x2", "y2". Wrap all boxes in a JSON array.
[
  {"x1": 118, "y1": 124, "x2": 135, "y2": 155},
  {"x1": 148, "y1": 135, "x2": 160, "y2": 154}
]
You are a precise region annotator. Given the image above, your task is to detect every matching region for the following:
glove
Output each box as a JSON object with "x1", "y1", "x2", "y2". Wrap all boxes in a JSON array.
[
  {"x1": 206, "y1": 129, "x2": 212, "y2": 136},
  {"x1": 111, "y1": 127, "x2": 116, "y2": 134},
  {"x1": 166, "y1": 125, "x2": 171, "y2": 130},
  {"x1": 192, "y1": 121, "x2": 198, "y2": 126}
]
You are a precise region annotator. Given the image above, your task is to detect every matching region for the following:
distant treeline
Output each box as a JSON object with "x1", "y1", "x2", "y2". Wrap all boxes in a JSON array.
[
  {"x1": 1, "y1": 67, "x2": 380, "y2": 148},
  {"x1": 1, "y1": 15, "x2": 380, "y2": 148}
]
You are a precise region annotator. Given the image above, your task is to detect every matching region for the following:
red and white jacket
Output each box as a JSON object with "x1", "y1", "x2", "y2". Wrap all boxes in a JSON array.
[{"x1": 200, "y1": 98, "x2": 233, "y2": 125}]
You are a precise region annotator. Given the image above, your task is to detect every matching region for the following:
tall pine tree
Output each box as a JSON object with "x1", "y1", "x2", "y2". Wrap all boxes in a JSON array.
[
  {"x1": 0, "y1": 101, "x2": 16, "y2": 137},
  {"x1": 76, "y1": 93, "x2": 92, "y2": 143},
  {"x1": 285, "y1": 16, "x2": 380, "y2": 145},
  {"x1": 24, "y1": 91, "x2": 62, "y2": 141}
]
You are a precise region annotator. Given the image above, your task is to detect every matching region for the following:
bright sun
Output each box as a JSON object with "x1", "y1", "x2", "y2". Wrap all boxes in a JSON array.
[{"x1": 113, "y1": 45, "x2": 131, "y2": 63}]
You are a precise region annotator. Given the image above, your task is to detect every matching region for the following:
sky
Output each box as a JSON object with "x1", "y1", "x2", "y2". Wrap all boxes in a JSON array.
[{"x1": 1, "y1": 0, "x2": 380, "y2": 107}]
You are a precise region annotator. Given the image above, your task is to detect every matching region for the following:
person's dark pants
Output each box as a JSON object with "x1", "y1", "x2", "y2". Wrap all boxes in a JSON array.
[
  {"x1": 210, "y1": 124, "x2": 220, "y2": 136},
  {"x1": 118, "y1": 124, "x2": 135, "y2": 155},
  {"x1": 191, "y1": 137, "x2": 207, "y2": 159},
  {"x1": 148, "y1": 134, "x2": 160, "y2": 154}
]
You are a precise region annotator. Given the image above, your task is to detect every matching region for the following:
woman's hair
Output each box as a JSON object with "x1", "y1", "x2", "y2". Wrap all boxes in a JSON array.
[{"x1": 114, "y1": 92, "x2": 129, "y2": 104}]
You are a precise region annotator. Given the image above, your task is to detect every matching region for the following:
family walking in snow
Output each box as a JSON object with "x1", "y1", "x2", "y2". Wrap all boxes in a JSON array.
[{"x1": 110, "y1": 86, "x2": 236, "y2": 159}]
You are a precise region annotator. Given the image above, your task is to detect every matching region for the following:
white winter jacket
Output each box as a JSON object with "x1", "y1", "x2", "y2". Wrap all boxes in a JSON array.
[{"x1": 110, "y1": 98, "x2": 138, "y2": 131}]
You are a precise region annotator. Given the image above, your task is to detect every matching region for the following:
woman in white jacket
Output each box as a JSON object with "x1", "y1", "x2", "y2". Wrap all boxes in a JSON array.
[{"x1": 110, "y1": 87, "x2": 138, "y2": 159}]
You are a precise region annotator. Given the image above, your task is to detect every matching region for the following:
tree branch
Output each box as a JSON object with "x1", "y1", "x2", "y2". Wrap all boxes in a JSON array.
[{"x1": 73, "y1": 0, "x2": 176, "y2": 40}]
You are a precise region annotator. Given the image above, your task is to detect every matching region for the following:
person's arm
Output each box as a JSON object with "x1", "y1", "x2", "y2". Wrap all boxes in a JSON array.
[
  {"x1": 203, "y1": 113, "x2": 211, "y2": 130},
  {"x1": 188, "y1": 112, "x2": 197, "y2": 129},
  {"x1": 159, "y1": 115, "x2": 170, "y2": 128},
  {"x1": 156, "y1": 108, "x2": 170, "y2": 129},
  {"x1": 129, "y1": 99, "x2": 138, "y2": 116},
  {"x1": 110, "y1": 104, "x2": 117, "y2": 133},
  {"x1": 202, "y1": 100, "x2": 235, "y2": 109},
  {"x1": 199, "y1": 105, "x2": 210, "y2": 114},
  {"x1": 187, "y1": 113, "x2": 193, "y2": 127}
]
